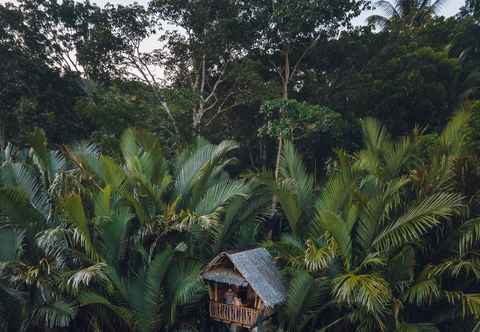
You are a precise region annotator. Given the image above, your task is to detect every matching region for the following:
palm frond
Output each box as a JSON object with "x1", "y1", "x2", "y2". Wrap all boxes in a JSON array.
[
  {"x1": 166, "y1": 260, "x2": 204, "y2": 327},
  {"x1": 0, "y1": 282, "x2": 25, "y2": 331},
  {"x1": 2, "y1": 163, "x2": 51, "y2": 221},
  {"x1": 78, "y1": 292, "x2": 133, "y2": 326},
  {"x1": 386, "y1": 246, "x2": 416, "y2": 284},
  {"x1": 367, "y1": 14, "x2": 390, "y2": 28},
  {"x1": 356, "y1": 177, "x2": 410, "y2": 256},
  {"x1": 67, "y1": 263, "x2": 109, "y2": 293},
  {"x1": 264, "y1": 233, "x2": 306, "y2": 268},
  {"x1": 272, "y1": 140, "x2": 316, "y2": 235},
  {"x1": 32, "y1": 300, "x2": 77, "y2": 328},
  {"x1": 283, "y1": 270, "x2": 329, "y2": 331},
  {"x1": 194, "y1": 179, "x2": 249, "y2": 215},
  {"x1": 174, "y1": 139, "x2": 238, "y2": 207},
  {"x1": 275, "y1": 181, "x2": 305, "y2": 235},
  {"x1": 357, "y1": 252, "x2": 387, "y2": 271},
  {"x1": 209, "y1": 181, "x2": 270, "y2": 254},
  {"x1": 458, "y1": 217, "x2": 480, "y2": 256},
  {"x1": 361, "y1": 117, "x2": 391, "y2": 155},
  {"x1": 429, "y1": 259, "x2": 480, "y2": 280},
  {"x1": 99, "y1": 156, "x2": 127, "y2": 189},
  {"x1": 36, "y1": 227, "x2": 70, "y2": 269},
  {"x1": 430, "y1": 0, "x2": 449, "y2": 12},
  {"x1": 279, "y1": 141, "x2": 315, "y2": 208},
  {"x1": 404, "y1": 275, "x2": 440, "y2": 306},
  {"x1": 29, "y1": 128, "x2": 65, "y2": 184},
  {"x1": 128, "y1": 248, "x2": 174, "y2": 332},
  {"x1": 438, "y1": 109, "x2": 472, "y2": 157},
  {"x1": 99, "y1": 206, "x2": 132, "y2": 268},
  {"x1": 121, "y1": 128, "x2": 168, "y2": 187},
  {"x1": 63, "y1": 194, "x2": 96, "y2": 259},
  {"x1": 64, "y1": 142, "x2": 101, "y2": 178},
  {"x1": 445, "y1": 291, "x2": 480, "y2": 319},
  {"x1": 316, "y1": 150, "x2": 357, "y2": 214},
  {"x1": 373, "y1": 192, "x2": 463, "y2": 251},
  {"x1": 145, "y1": 249, "x2": 174, "y2": 304},
  {"x1": 332, "y1": 272, "x2": 391, "y2": 315},
  {"x1": 0, "y1": 187, "x2": 43, "y2": 228},
  {"x1": 0, "y1": 227, "x2": 24, "y2": 261},
  {"x1": 304, "y1": 238, "x2": 336, "y2": 272},
  {"x1": 375, "y1": 0, "x2": 401, "y2": 18},
  {"x1": 313, "y1": 209, "x2": 353, "y2": 267}
]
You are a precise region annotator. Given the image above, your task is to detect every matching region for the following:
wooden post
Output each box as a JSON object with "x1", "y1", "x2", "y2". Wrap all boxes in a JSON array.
[
  {"x1": 208, "y1": 283, "x2": 213, "y2": 300},
  {"x1": 255, "y1": 296, "x2": 261, "y2": 309},
  {"x1": 214, "y1": 283, "x2": 218, "y2": 302}
]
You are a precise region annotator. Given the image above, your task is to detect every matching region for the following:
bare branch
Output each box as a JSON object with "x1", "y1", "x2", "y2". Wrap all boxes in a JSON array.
[
  {"x1": 204, "y1": 76, "x2": 225, "y2": 103},
  {"x1": 202, "y1": 95, "x2": 218, "y2": 112},
  {"x1": 204, "y1": 101, "x2": 241, "y2": 127},
  {"x1": 200, "y1": 53, "x2": 206, "y2": 96}
]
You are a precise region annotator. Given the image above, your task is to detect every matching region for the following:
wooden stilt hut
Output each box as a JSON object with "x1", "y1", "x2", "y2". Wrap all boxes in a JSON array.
[{"x1": 201, "y1": 248, "x2": 286, "y2": 329}]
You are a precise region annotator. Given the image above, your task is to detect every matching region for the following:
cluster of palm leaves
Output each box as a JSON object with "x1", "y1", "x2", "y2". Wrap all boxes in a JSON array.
[
  {"x1": 1, "y1": 109, "x2": 480, "y2": 331},
  {"x1": 266, "y1": 108, "x2": 480, "y2": 331},
  {"x1": 0, "y1": 128, "x2": 267, "y2": 331},
  {"x1": 368, "y1": 0, "x2": 448, "y2": 29}
]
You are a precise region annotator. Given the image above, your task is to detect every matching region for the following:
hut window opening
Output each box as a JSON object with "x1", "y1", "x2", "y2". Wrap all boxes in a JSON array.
[{"x1": 215, "y1": 283, "x2": 251, "y2": 307}]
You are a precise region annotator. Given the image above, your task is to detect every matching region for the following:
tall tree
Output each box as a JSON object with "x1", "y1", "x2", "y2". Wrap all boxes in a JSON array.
[
  {"x1": 0, "y1": 2, "x2": 88, "y2": 145},
  {"x1": 149, "y1": 0, "x2": 263, "y2": 133},
  {"x1": 248, "y1": 0, "x2": 366, "y2": 220},
  {"x1": 268, "y1": 110, "x2": 480, "y2": 331},
  {"x1": 464, "y1": 0, "x2": 480, "y2": 18}
]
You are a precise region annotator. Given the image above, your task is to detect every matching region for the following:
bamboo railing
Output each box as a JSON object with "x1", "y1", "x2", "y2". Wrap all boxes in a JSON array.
[{"x1": 209, "y1": 302, "x2": 260, "y2": 327}]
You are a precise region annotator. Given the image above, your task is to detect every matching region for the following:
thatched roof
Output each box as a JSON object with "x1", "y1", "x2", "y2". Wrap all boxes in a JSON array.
[
  {"x1": 202, "y1": 268, "x2": 248, "y2": 287},
  {"x1": 202, "y1": 248, "x2": 286, "y2": 307}
]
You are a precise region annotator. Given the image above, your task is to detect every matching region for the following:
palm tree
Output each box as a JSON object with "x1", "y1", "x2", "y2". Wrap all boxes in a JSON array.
[
  {"x1": 0, "y1": 129, "x2": 80, "y2": 331},
  {"x1": 66, "y1": 128, "x2": 266, "y2": 258},
  {"x1": 367, "y1": 0, "x2": 448, "y2": 29},
  {"x1": 58, "y1": 129, "x2": 267, "y2": 330},
  {"x1": 0, "y1": 127, "x2": 264, "y2": 331},
  {"x1": 61, "y1": 190, "x2": 205, "y2": 332},
  {"x1": 268, "y1": 111, "x2": 480, "y2": 331}
]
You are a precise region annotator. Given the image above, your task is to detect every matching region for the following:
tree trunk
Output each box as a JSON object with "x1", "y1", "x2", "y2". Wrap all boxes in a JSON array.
[
  {"x1": 0, "y1": 121, "x2": 5, "y2": 148},
  {"x1": 192, "y1": 104, "x2": 204, "y2": 134},
  {"x1": 192, "y1": 53, "x2": 207, "y2": 134},
  {"x1": 269, "y1": 50, "x2": 290, "y2": 239},
  {"x1": 274, "y1": 64, "x2": 289, "y2": 182}
]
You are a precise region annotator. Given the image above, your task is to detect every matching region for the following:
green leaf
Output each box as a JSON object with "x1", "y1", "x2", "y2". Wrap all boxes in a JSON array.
[
  {"x1": 373, "y1": 192, "x2": 463, "y2": 251},
  {"x1": 0, "y1": 227, "x2": 23, "y2": 261},
  {"x1": 63, "y1": 194, "x2": 95, "y2": 258},
  {"x1": 332, "y1": 273, "x2": 391, "y2": 315},
  {"x1": 33, "y1": 300, "x2": 77, "y2": 328}
]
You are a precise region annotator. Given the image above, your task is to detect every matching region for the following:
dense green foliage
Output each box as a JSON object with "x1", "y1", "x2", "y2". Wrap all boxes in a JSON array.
[{"x1": 1, "y1": 0, "x2": 480, "y2": 331}]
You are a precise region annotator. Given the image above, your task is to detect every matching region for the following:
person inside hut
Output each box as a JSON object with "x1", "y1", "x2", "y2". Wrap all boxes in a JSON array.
[
  {"x1": 224, "y1": 288, "x2": 234, "y2": 305},
  {"x1": 233, "y1": 295, "x2": 242, "y2": 307}
]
